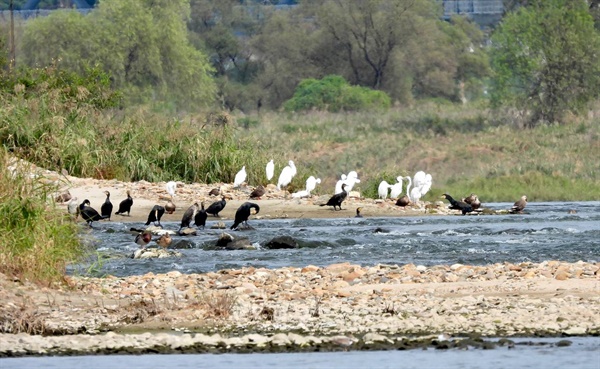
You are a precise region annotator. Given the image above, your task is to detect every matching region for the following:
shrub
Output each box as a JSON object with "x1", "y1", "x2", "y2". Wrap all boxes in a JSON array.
[{"x1": 284, "y1": 75, "x2": 391, "y2": 112}]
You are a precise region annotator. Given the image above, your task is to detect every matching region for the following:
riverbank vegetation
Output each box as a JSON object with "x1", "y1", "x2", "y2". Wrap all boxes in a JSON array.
[
  {"x1": 0, "y1": 0, "x2": 599, "y2": 285},
  {"x1": 0, "y1": 148, "x2": 84, "y2": 285}
]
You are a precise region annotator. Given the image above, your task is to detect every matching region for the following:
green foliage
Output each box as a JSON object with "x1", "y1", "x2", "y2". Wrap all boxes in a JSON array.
[
  {"x1": 19, "y1": 0, "x2": 216, "y2": 111},
  {"x1": 489, "y1": 0, "x2": 600, "y2": 127},
  {"x1": 0, "y1": 148, "x2": 85, "y2": 285},
  {"x1": 284, "y1": 75, "x2": 391, "y2": 112}
]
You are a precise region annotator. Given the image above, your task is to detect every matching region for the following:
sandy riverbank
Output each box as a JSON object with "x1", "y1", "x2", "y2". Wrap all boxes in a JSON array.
[{"x1": 2, "y1": 161, "x2": 599, "y2": 356}]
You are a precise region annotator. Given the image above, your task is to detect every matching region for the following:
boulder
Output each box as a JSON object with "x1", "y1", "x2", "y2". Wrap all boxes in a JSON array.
[
  {"x1": 131, "y1": 248, "x2": 182, "y2": 259},
  {"x1": 264, "y1": 235, "x2": 298, "y2": 249}
]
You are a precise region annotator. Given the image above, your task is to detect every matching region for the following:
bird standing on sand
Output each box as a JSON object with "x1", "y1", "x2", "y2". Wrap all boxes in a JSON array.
[
  {"x1": 378, "y1": 181, "x2": 392, "y2": 200},
  {"x1": 194, "y1": 202, "x2": 208, "y2": 229},
  {"x1": 355, "y1": 207, "x2": 363, "y2": 218},
  {"x1": 179, "y1": 203, "x2": 199, "y2": 231},
  {"x1": 145, "y1": 205, "x2": 165, "y2": 227},
  {"x1": 156, "y1": 233, "x2": 172, "y2": 249},
  {"x1": 389, "y1": 176, "x2": 404, "y2": 199},
  {"x1": 101, "y1": 191, "x2": 113, "y2": 221},
  {"x1": 250, "y1": 185, "x2": 266, "y2": 200},
  {"x1": 55, "y1": 190, "x2": 72, "y2": 203},
  {"x1": 234, "y1": 166, "x2": 247, "y2": 188},
  {"x1": 166, "y1": 181, "x2": 177, "y2": 198},
  {"x1": 230, "y1": 202, "x2": 260, "y2": 230},
  {"x1": 68, "y1": 197, "x2": 79, "y2": 220},
  {"x1": 206, "y1": 196, "x2": 227, "y2": 217},
  {"x1": 321, "y1": 184, "x2": 348, "y2": 211},
  {"x1": 115, "y1": 190, "x2": 133, "y2": 216},
  {"x1": 509, "y1": 195, "x2": 528, "y2": 214},
  {"x1": 266, "y1": 159, "x2": 275, "y2": 182},
  {"x1": 79, "y1": 199, "x2": 107, "y2": 227},
  {"x1": 305, "y1": 176, "x2": 321, "y2": 195},
  {"x1": 441, "y1": 193, "x2": 473, "y2": 215},
  {"x1": 135, "y1": 231, "x2": 152, "y2": 248},
  {"x1": 277, "y1": 160, "x2": 297, "y2": 192}
]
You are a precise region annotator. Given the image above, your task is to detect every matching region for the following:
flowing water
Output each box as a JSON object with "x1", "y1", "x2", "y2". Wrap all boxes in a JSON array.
[
  {"x1": 2, "y1": 337, "x2": 599, "y2": 369},
  {"x1": 69, "y1": 201, "x2": 600, "y2": 277},
  {"x1": 7, "y1": 202, "x2": 600, "y2": 366}
]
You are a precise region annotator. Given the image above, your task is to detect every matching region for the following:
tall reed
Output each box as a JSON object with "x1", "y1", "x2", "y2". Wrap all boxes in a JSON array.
[{"x1": 0, "y1": 148, "x2": 84, "y2": 285}]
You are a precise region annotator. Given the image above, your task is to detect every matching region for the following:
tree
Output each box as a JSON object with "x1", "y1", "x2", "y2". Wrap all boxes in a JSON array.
[
  {"x1": 19, "y1": 0, "x2": 216, "y2": 110},
  {"x1": 490, "y1": 0, "x2": 600, "y2": 127}
]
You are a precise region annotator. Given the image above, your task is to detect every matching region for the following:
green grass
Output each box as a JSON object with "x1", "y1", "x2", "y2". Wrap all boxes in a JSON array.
[
  {"x1": 235, "y1": 103, "x2": 600, "y2": 201},
  {"x1": 0, "y1": 148, "x2": 85, "y2": 285}
]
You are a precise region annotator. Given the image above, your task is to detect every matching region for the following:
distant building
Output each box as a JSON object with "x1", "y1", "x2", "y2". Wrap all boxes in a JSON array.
[{"x1": 441, "y1": 0, "x2": 504, "y2": 27}]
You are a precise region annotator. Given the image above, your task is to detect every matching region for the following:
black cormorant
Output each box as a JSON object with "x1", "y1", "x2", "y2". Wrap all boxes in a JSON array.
[
  {"x1": 179, "y1": 203, "x2": 199, "y2": 231},
  {"x1": 230, "y1": 202, "x2": 260, "y2": 230},
  {"x1": 355, "y1": 207, "x2": 363, "y2": 218},
  {"x1": 79, "y1": 199, "x2": 107, "y2": 227},
  {"x1": 115, "y1": 190, "x2": 133, "y2": 216},
  {"x1": 145, "y1": 205, "x2": 166, "y2": 227},
  {"x1": 441, "y1": 194, "x2": 473, "y2": 215},
  {"x1": 206, "y1": 196, "x2": 227, "y2": 217},
  {"x1": 194, "y1": 202, "x2": 208, "y2": 229},
  {"x1": 101, "y1": 191, "x2": 113, "y2": 221},
  {"x1": 320, "y1": 184, "x2": 348, "y2": 211}
]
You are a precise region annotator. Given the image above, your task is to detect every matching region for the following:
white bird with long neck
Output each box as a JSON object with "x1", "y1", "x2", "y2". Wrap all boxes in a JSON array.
[
  {"x1": 404, "y1": 176, "x2": 412, "y2": 199},
  {"x1": 234, "y1": 166, "x2": 247, "y2": 188},
  {"x1": 420, "y1": 173, "x2": 433, "y2": 197},
  {"x1": 166, "y1": 181, "x2": 177, "y2": 198},
  {"x1": 277, "y1": 160, "x2": 296, "y2": 191},
  {"x1": 389, "y1": 176, "x2": 404, "y2": 199},
  {"x1": 305, "y1": 176, "x2": 321, "y2": 194},
  {"x1": 334, "y1": 174, "x2": 347, "y2": 194},
  {"x1": 378, "y1": 181, "x2": 393, "y2": 199},
  {"x1": 344, "y1": 171, "x2": 360, "y2": 192},
  {"x1": 266, "y1": 159, "x2": 274, "y2": 181}
]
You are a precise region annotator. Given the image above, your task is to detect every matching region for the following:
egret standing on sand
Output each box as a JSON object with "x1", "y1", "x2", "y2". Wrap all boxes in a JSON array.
[
  {"x1": 234, "y1": 166, "x2": 247, "y2": 188},
  {"x1": 266, "y1": 159, "x2": 275, "y2": 182},
  {"x1": 378, "y1": 181, "x2": 393, "y2": 200},
  {"x1": 389, "y1": 176, "x2": 404, "y2": 199},
  {"x1": 344, "y1": 171, "x2": 360, "y2": 192},
  {"x1": 277, "y1": 160, "x2": 297, "y2": 192},
  {"x1": 166, "y1": 181, "x2": 177, "y2": 198},
  {"x1": 305, "y1": 176, "x2": 321, "y2": 194}
]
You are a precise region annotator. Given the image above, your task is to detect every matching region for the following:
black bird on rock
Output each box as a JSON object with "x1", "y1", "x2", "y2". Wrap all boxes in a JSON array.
[
  {"x1": 230, "y1": 202, "x2": 260, "y2": 230},
  {"x1": 194, "y1": 202, "x2": 208, "y2": 229},
  {"x1": 320, "y1": 184, "x2": 348, "y2": 211},
  {"x1": 79, "y1": 199, "x2": 108, "y2": 227},
  {"x1": 441, "y1": 193, "x2": 473, "y2": 215},
  {"x1": 145, "y1": 205, "x2": 165, "y2": 227},
  {"x1": 115, "y1": 190, "x2": 133, "y2": 216},
  {"x1": 101, "y1": 191, "x2": 113, "y2": 221},
  {"x1": 206, "y1": 196, "x2": 227, "y2": 217},
  {"x1": 179, "y1": 202, "x2": 199, "y2": 231}
]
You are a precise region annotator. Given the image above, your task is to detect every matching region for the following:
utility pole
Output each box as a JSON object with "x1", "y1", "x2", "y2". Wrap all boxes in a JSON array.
[{"x1": 9, "y1": 0, "x2": 16, "y2": 72}]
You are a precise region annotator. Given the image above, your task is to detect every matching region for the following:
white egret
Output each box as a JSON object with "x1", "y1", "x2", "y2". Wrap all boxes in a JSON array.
[
  {"x1": 234, "y1": 165, "x2": 247, "y2": 188},
  {"x1": 292, "y1": 189, "x2": 311, "y2": 199},
  {"x1": 305, "y1": 176, "x2": 321, "y2": 194},
  {"x1": 344, "y1": 171, "x2": 361, "y2": 192},
  {"x1": 378, "y1": 181, "x2": 392, "y2": 199},
  {"x1": 277, "y1": 160, "x2": 296, "y2": 191},
  {"x1": 266, "y1": 159, "x2": 274, "y2": 181},
  {"x1": 166, "y1": 181, "x2": 177, "y2": 198},
  {"x1": 334, "y1": 174, "x2": 347, "y2": 194},
  {"x1": 420, "y1": 173, "x2": 433, "y2": 197},
  {"x1": 389, "y1": 176, "x2": 404, "y2": 199}
]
